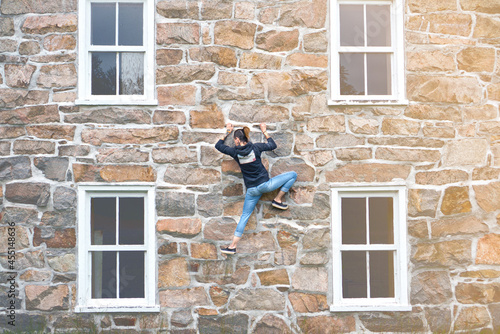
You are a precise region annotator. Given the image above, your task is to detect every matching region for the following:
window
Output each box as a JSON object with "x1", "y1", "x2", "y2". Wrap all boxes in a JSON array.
[
  {"x1": 76, "y1": 185, "x2": 158, "y2": 312},
  {"x1": 330, "y1": 0, "x2": 406, "y2": 105},
  {"x1": 77, "y1": 0, "x2": 156, "y2": 105},
  {"x1": 331, "y1": 186, "x2": 410, "y2": 311}
]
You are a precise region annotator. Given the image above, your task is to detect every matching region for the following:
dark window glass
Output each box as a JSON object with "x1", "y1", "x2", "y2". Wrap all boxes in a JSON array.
[
  {"x1": 340, "y1": 53, "x2": 365, "y2": 96},
  {"x1": 370, "y1": 251, "x2": 395, "y2": 298},
  {"x1": 342, "y1": 197, "x2": 366, "y2": 244},
  {"x1": 119, "y1": 252, "x2": 145, "y2": 298},
  {"x1": 339, "y1": 5, "x2": 364, "y2": 46},
  {"x1": 369, "y1": 197, "x2": 394, "y2": 244},
  {"x1": 92, "y1": 251, "x2": 117, "y2": 298},
  {"x1": 119, "y1": 197, "x2": 144, "y2": 245},
  {"x1": 342, "y1": 251, "x2": 367, "y2": 298},
  {"x1": 91, "y1": 197, "x2": 116, "y2": 245},
  {"x1": 118, "y1": 3, "x2": 143, "y2": 46},
  {"x1": 366, "y1": 5, "x2": 391, "y2": 46},
  {"x1": 91, "y1": 52, "x2": 117, "y2": 95},
  {"x1": 367, "y1": 54, "x2": 391, "y2": 95},
  {"x1": 91, "y1": 3, "x2": 116, "y2": 46}
]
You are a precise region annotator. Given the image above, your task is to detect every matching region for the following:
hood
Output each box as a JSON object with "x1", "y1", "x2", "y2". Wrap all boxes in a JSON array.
[{"x1": 235, "y1": 142, "x2": 253, "y2": 156}]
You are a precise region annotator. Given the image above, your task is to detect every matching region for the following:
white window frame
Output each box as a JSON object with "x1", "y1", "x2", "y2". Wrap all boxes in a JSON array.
[
  {"x1": 330, "y1": 185, "x2": 410, "y2": 312},
  {"x1": 329, "y1": 0, "x2": 407, "y2": 105},
  {"x1": 76, "y1": 0, "x2": 157, "y2": 106},
  {"x1": 76, "y1": 184, "x2": 159, "y2": 313}
]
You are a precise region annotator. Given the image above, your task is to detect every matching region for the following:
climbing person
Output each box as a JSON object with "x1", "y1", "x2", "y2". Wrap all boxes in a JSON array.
[{"x1": 215, "y1": 122, "x2": 297, "y2": 254}]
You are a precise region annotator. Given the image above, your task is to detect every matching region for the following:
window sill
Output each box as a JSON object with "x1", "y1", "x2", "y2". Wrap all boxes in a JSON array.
[
  {"x1": 328, "y1": 99, "x2": 409, "y2": 106},
  {"x1": 330, "y1": 304, "x2": 412, "y2": 312},
  {"x1": 75, "y1": 99, "x2": 159, "y2": 106},
  {"x1": 75, "y1": 305, "x2": 160, "y2": 313}
]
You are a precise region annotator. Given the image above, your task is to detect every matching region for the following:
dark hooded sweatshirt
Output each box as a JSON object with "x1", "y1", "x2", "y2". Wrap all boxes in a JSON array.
[{"x1": 215, "y1": 138, "x2": 277, "y2": 189}]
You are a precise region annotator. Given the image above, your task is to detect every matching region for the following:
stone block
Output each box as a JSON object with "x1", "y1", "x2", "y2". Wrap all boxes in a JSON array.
[
  {"x1": 157, "y1": 23, "x2": 200, "y2": 44},
  {"x1": 190, "y1": 104, "x2": 225, "y2": 128},
  {"x1": 25, "y1": 285, "x2": 69, "y2": 311},
  {"x1": 164, "y1": 167, "x2": 221, "y2": 185},
  {"x1": 381, "y1": 119, "x2": 420, "y2": 135},
  {"x1": 34, "y1": 157, "x2": 69, "y2": 181},
  {"x1": 82, "y1": 127, "x2": 178, "y2": 145},
  {"x1": 458, "y1": 47, "x2": 496, "y2": 72},
  {"x1": 0, "y1": 157, "x2": 32, "y2": 181},
  {"x1": 308, "y1": 115, "x2": 345, "y2": 132},
  {"x1": 160, "y1": 287, "x2": 209, "y2": 308},
  {"x1": 454, "y1": 306, "x2": 490, "y2": 331},
  {"x1": 0, "y1": 17, "x2": 14, "y2": 36},
  {"x1": 274, "y1": 246, "x2": 297, "y2": 266},
  {"x1": 229, "y1": 104, "x2": 289, "y2": 123},
  {"x1": 415, "y1": 169, "x2": 468, "y2": 185},
  {"x1": 157, "y1": 64, "x2": 215, "y2": 84},
  {"x1": 456, "y1": 282, "x2": 500, "y2": 304},
  {"x1": 153, "y1": 109, "x2": 186, "y2": 125},
  {"x1": 335, "y1": 148, "x2": 372, "y2": 161},
  {"x1": 476, "y1": 234, "x2": 500, "y2": 265},
  {"x1": 286, "y1": 53, "x2": 328, "y2": 68},
  {"x1": 292, "y1": 94, "x2": 329, "y2": 120},
  {"x1": 198, "y1": 314, "x2": 248, "y2": 334},
  {"x1": 156, "y1": 49, "x2": 183, "y2": 66},
  {"x1": 157, "y1": 192, "x2": 196, "y2": 217},
  {"x1": 461, "y1": 0, "x2": 500, "y2": 14},
  {"x1": 239, "y1": 52, "x2": 282, "y2": 70},
  {"x1": 27, "y1": 125, "x2": 75, "y2": 140},
  {"x1": 157, "y1": 218, "x2": 201, "y2": 238},
  {"x1": 13, "y1": 140, "x2": 55, "y2": 155},
  {"x1": 316, "y1": 133, "x2": 364, "y2": 148},
  {"x1": 229, "y1": 289, "x2": 285, "y2": 310},
  {"x1": 189, "y1": 46, "x2": 237, "y2": 67},
  {"x1": 257, "y1": 269, "x2": 290, "y2": 286},
  {"x1": 303, "y1": 32, "x2": 328, "y2": 52},
  {"x1": 191, "y1": 243, "x2": 217, "y2": 259},
  {"x1": 41, "y1": 210, "x2": 76, "y2": 227},
  {"x1": 152, "y1": 147, "x2": 196, "y2": 164},
  {"x1": 326, "y1": 163, "x2": 411, "y2": 183},
  {"x1": 0, "y1": 250, "x2": 45, "y2": 270},
  {"x1": 407, "y1": 75, "x2": 482, "y2": 103},
  {"x1": 408, "y1": 189, "x2": 440, "y2": 218},
  {"x1": 19, "y1": 40, "x2": 40, "y2": 55},
  {"x1": 204, "y1": 217, "x2": 237, "y2": 241},
  {"x1": 300, "y1": 251, "x2": 328, "y2": 265},
  {"x1": 73, "y1": 164, "x2": 156, "y2": 183},
  {"x1": 376, "y1": 147, "x2": 441, "y2": 162},
  {"x1": 156, "y1": 0, "x2": 198, "y2": 19},
  {"x1": 1, "y1": 105, "x2": 60, "y2": 125},
  {"x1": 410, "y1": 271, "x2": 452, "y2": 304},
  {"x1": 473, "y1": 16, "x2": 500, "y2": 44},
  {"x1": 214, "y1": 21, "x2": 256, "y2": 49},
  {"x1": 0, "y1": 226, "x2": 29, "y2": 252},
  {"x1": 0, "y1": 127, "x2": 25, "y2": 139},
  {"x1": 440, "y1": 186, "x2": 471, "y2": 215},
  {"x1": 59, "y1": 145, "x2": 91, "y2": 157},
  {"x1": 431, "y1": 216, "x2": 488, "y2": 238},
  {"x1": 5, "y1": 182, "x2": 50, "y2": 206},
  {"x1": 53, "y1": 187, "x2": 76, "y2": 211},
  {"x1": 490, "y1": 304, "x2": 500, "y2": 332},
  {"x1": 96, "y1": 148, "x2": 149, "y2": 164},
  {"x1": 48, "y1": 253, "x2": 76, "y2": 272},
  {"x1": 289, "y1": 292, "x2": 328, "y2": 313},
  {"x1": 197, "y1": 261, "x2": 250, "y2": 285},
  {"x1": 197, "y1": 193, "x2": 222, "y2": 217},
  {"x1": 409, "y1": 0, "x2": 456, "y2": 12},
  {"x1": 158, "y1": 258, "x2": 190, "y2": 288},
  {"x1": 473, "y1": 181, "x2": 500, "y2": 212},
  {"x1": 256, "y1": 30, "x2": 299, "y2": 52},
  {"x1": 348, "y1": 118, "x2": 379, "y2": 134},
  {"x1": 270, "y1": 158, "x2": 314, "y2": 182},
  {"x1": 37, "y1": 64, "x2": 77, "y2": 88},
  {"x1": 33, "y1": 227, "x2": 76, "y2": 248},
  {"x1": 5, "y1": 64, "x2": 36, "y2": 88},
  {"x1": 279, "y1": 0, "x2": 327, "y2": 29},
  {"x1": 292, "y1": 267, "x2": 328, "y2": 292},
  {"x1": 424, "y1": 307, "x2": 452, "y2": 333},
  {"x1": 158, "y1": 85, "x2": 197, "y2": 106},
  {"x1": 43, "y1": 34, "x2": 76, "y2": 51},
  {"x1": 201, "y1": 0, "x2": 232, "y2": 19},
  {"x1": 65, "y1": 107, "x2": 151, "y2": 124},
  {"x1": 407, "y1": 13, "x2": 472, "y2": 36},
  {"x1": 406, "y1": 50, "x2": 456, "y2": 72},
  {"x1": 359, "y1": 313, "x2": 424, "y2": 332},
  {"x1": 412, "y1": 240, "x2": 472, "y2": 267},
  {"x1": 253, "y1": 315, "x2": 291, "y2": 334},
  {"x1": 298, "y1": 315, "x2": 356, "y2": 333}
]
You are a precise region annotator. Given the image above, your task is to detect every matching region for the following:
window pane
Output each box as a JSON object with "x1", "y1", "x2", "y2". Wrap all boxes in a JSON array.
[
  {"x1": 119, "y1": 252, "x2": 145, "y2": 298},
  {"x1": 92, "y1": 251, "x2": 117, "y2": 298},
  {"x1": 119, "y1": 197, "x2": 144, "y2": 245},
  {"x1": 340, "y1": 53, "x2": 365, "y2": 96},
  {"x1": 91, "y1": 197, "x2": 116, "y2": 245},
  {"x1": 370, "y1": 251, "x2": 394, "y2": 298},
  {"x1": 366, "y1": 5, "x2": 391, "y2": 46},
  {"x1": 92, "y1": 52, "x2": 117, "y2": 95},
  {"x1": 342, "y1": 197, "x2": 366, "y2": 244},
  {"x1": 91, "y1": 3, "x2": 116, "y2": 46},
  {"x1": 369, "y1": 197, "x2": 394, "y2": 244},
  {"x1": 119, "y1": 3, "x2": 143, "y2": 46},
  {"x1": 119, "y1": 53, "x2": 144, "y2": 95},
  {"x1": 339, "y1": 4, "x2": 364, "y2": 46},
  {"x1": 342, "y1": 251, "x2": 367, "y2": 298},
  {"x1": 367, "y1": 53, "x2": 391, "y2": 95}
]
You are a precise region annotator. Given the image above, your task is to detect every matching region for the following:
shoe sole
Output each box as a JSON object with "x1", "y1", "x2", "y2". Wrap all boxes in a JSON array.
[
  {"x1": 221, "y1": 250, "x2": 236, "y2": 254},
  {"x1": 272, "y1": 203, "x2": 288, "y2": 210}
]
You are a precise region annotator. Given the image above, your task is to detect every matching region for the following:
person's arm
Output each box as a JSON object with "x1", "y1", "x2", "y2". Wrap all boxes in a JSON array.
[
  {"x1": 254, "y1": 123, "x2": 277, "y2": 151},
  {"x1": 215, "y1": 123, "x2": 237, "y2": 157}
]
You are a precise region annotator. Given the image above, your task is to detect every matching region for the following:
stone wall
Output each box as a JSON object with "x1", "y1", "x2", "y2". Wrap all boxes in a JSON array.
[{"x1": 1, "y1": 0, "x2": 500, "y2": 332}]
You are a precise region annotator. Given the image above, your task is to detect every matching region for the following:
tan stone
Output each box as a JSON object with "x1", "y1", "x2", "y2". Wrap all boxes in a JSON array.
[
  {"x1": 406, "y1": 50, "x2": 455, "y2": 72},
  {"x1": 348, "y1": 118, "x2": 379, "y2": 134},
  {"x1": 158, "y1": 85, "x2": 197, "y2": 106},
  {"x1": 160, "y1": 287, "x2": 209, "y2": 308},
  {"x1": 457, "y1": 47, "x2": 496, "y2": 73},
  {"x1": 443, "y1": 139, "x2": 488, "y2": 166},
  {"x1": 473, "y1": 16, "x2": 500, "y2": 44},
  {"x1": 279, "y1": 0, "x2": 327, "y2": 29},
  {"x1": 456, "y1": 282, "x2": 500, "y2": 304},
  {"x1": 157, "y1": 23, "x2": 200, "y2": 44},
  {"x1": 190, "y1": 104, "x2": 225, "y2": 128},
  {"x1": 488, "y1": 83, "x2": 500, "y2": 101},
  {"x1": 423, "y1": 125, "x2": 455, "y2": 138},
  {"x1": 407, "y1": 75, "x2": 482, "y2": 103},
  {"x1": 5, "y1": 64, "x2": 36, "y2": 88},
  {"x1": 473, "y1": 167, "x2": 500, "y2": 181},
  {"x1": 81, "y1": 127, "x2": 178, "y2": 145},
  {"x1": 13, "y1": 140, "x2": 55, "y2": 155},
  {"x1": 235, "y1": 2, "x2": 255, "y2": 19},
  {"x1": 431, "y1": 216, "x2": 488, "y2": 238},
  {"x1": 411, "y1": 271, "x2": 452, "y2": 304},
  {"x1": 158, "y1": 258, "x2": 190, "y2": 288},
  {"x1": 37, "y1": 64, "x2": 77, "y2": 88},
  {"x1": 48, "y1": 254, "x2": 76, "y2": 272},
  {"x1": 292, "y1": 94, "x2": 329, "y2": 121},
  {"x1": 381, "y1": 119, "x2": 420, "y2": 135},
  {"x1": 157, "y1": 64, "x2": 215, "y2": 84},
  {"x1": 189, "y1": 46, "x2": 237, "y2": 67},
  {"x1": 25, "y1": 285, "x2": 69, "y2": 311},
  {"x1": 96, "y1": 148, "x2": 149, "y2": 164},
  {"x1": 479, "y1": 120, "x2": 500, "y2": 134},
  {"x1": 454, "y1": 306, "x2": 490, "y2": 331},
  {"x1": 408, "y1": 189, "x2": 441, "y2": 217},
  {"x1": 43, "y1": 34, "x2": 76, "y2": 51},
  {"x1": 19, "y1": 270, "x2": 52, "y2": 282},
  {"x1": 156, "y1": 0, "x2": 198, "y2": 19},
  {"x1": 292, "y1": 267, "x2": 328, "y2": 292},
  {"x1": 229, "y1": 289, "x2": 285, "y2": 311},
  {"x1": 409, "y1": 220, "x2": 429, "y2": 239},
  {"x1": 415, "y1": 169, "x2": 468, "y2": 185},
  {"x1": 289, "y1": 292, "x2": 328, "y2": 313},
  {"x1": 153, "y1": 110, "x2": 186, "y2": 125},
  {"x1": 0, "y1": 226, "x2": 29, "y2": 252},
  {"x1": 461, "y1": 0, "x2": 500, "y2": 14},
  {"x1": 214, "y1": 21, "x2": 256, "y2": 49},
  {"x1": 156, "y1": 49, "x2": 183, "y2": 66},
  {"x1": 1, "y1": 0, "x2": 76, "y2": 14},
  {"x1": 271, "y1": 158, "x2": 314, "y2": 182},
  {"x1": 335, "y1": 148, "x2": 372, "y2": 161},
  {"x1": 303, "y1": 32, "x2": 328, "y2": 52},
  {"x1": 164, "y1": 167, "x2": 220, "y2": 185},
  {"x1": 476, "y1": 234, "x2": 500, "y2": 264},
  {"x1": 257, "y1": 269, "x2": 290, "y2": 286},
  {"x1": 157, "y1": 218, "x2": 202, "y2": 238},
  {"x1": 201, "y1": 0, "x2": 232, "y2": 19},
  {"x1": 73, "y1": 164, "x2": 156, "y2": 182},
  {"x1": 308, "y1": 115, "x2": 345, "y2": 132},
  {"x1": 376, "y1": 147, "x2": 441, "y2": 162},
  {"x1": 218, "y1": 71, "x2": 247, "y2": 86},
  {"x1": 407, "y1": 14, "x2": 472, "y2": 36},
  {"x1": 191, "y1": 243, "x2": 217, "y2": 259},
  {"x1": 317, "y1": 133, "x2": 364, "y2": 148},
  {"x1": 256, "y1": 30, "x2": 299, "y2": 52},
  {"x1": 26, "y1": 125, "x2": 75, "y2": 140},
  {"x1": 405, "y1": 105, "x2": 461, "y2": 122},
  {"x1": 237, "y1": 231, "x2": 276, "y2": 253},
  {"x1": 0, "y1": 127, "x2": 25, "y2": 139},
  {"x1": 460, "y1": 270, "x2": 500, "y2": 278},
  {"x1": 440, "y1": 186, "x2": 472, "y2": 215},
  {"x1": 359, "y1": 314, "x2": 425, "y2": 332},
  {"x1": 301, "y1": 150, "x2": 334, "y2": 166},
  {"x1": 463, "y1": 104, "x2": 498, "y2": 121},
  {"x1": 412, "y1": 240, "x2": 472, "y2": 266},
  {"x1": 22, "y1": 14, "x2": 77, "y2": 34},
  {"x1": 152, "y1": 147, "x2": 196, "y2": 164},
  {"x1": 326, "y1": 163, "x2": 411, "y2": 183},
  {"x1": 408, "y1": 0, "x2": 456, "y2": 12},
  {"x1": 209, "y1": 286, "x2": 229, "y2": 306},
  {"x1": 298, "y1": 316, "x2": 356, "y2": 333},
  {"x1": 240, "y1": 52, "x2": 282, "y2": 70}
]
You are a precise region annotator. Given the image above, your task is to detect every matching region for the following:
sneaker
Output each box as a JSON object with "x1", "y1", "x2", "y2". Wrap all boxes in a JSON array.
[
  {"x1": 272, "y1": 200, "x2": 288, "y2": 210},
  {"x1": 220, "y1": 246, "x2": 236, "y2": 254}
]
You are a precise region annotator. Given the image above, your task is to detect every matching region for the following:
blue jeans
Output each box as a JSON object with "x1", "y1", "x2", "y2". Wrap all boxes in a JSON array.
[{"x1": 234, "y1": 171, "x2": 297, "y2": 237}]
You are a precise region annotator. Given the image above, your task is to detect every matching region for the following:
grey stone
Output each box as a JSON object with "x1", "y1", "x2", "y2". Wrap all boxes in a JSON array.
[
  {"x1": 5, "y1": 182, "x2": 50, "y2": 206},
  {"x1": 53, "y1": 187, "x2": 77, "y2": 211},
  {"x1": 1, "y1": 0, "x2": 76, "y2": 14},
  {"x1": 41, "y1": 210, "x2": 76, "y2": 227},
  {"x1": 34, "y1": 157, "x2": 69, "y2": 181},
  {"x1": 411, "y1": 271, "x2": 452, "y2": 304},
  {"x1": 0, "y1": 157, "x2": 32, "y2": 181},
  {"x1": 229, "y1": 289, "x2": 286, "y2": 310},
  {"x1": 0, "y1": 17, "x2": 15, "y2": 36},
  {"x1": 1, "y1": 206, "x2": 38, "y2": 225},
  {"x1": 291, "y1": 267, "x2": 328, "y2": 292},
  {"x1": 268, "y1": 132, "x2": 293, "y2": 157},
  {"x1": 156, "y1": 191, "x2": 195, "y2": 217},
  {"x1": 198, "y1": 314, "x2": 248, "y2": 334},
  {"x1": 302, "y1": 229, "x2": 330, "y2": 250},
  {"x1": 300, "y1": 251, "x2": 328, "y2": 265},
  {"x1": 64, "y1": 107, "x2": 151, "y2": 124},
  {"x1": 197, "y1": 193, "x2": 222, "y2": 217},
  {"x1": 171, "y1": 310, "x2": 193, "y2": 328},
  {"x1": 19, "y1": 41, "x2": 41, "y2": 55},
  {"x1": 0, "y1": 313, "x2": 46, "y2": 332},
  {"x1": 424, "y1": 307, "x2": 452, "y2": 333}
]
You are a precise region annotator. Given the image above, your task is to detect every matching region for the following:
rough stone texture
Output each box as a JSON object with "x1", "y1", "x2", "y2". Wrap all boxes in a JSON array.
[
  {"x1": 157, "y1": 218, "x2": 202, "y2": 238},
  {"x1": 298, "y1": 316, "x2": 356, "y2": 334},
  {"x1": 440, "y1": 186, "x2": 472, "y2": 215},
  {"x1": 411, "y1": 271, "x2": 452, "y2": 304},
  {"x1": 476, "y1": 234, "x2": 500, "y2": 265},
  {"x1": 198, "y1": 314, "x2": 248, "y2": 334},
  {"x1": 474, "y1": 182, "x2": 500, "y2": 212},
  {"x1": 291, "y1": 267, "x2": 328, "y2": 292},
  {"x1": 26, "y1": 285, "x2": 69, "y2": 311},
  {"x1": 158, "y1": 258, "x2": 190, "y2": 288},
  {"x1": 454, "y1": 306, "x2": 490, "y2": 331},
  {"x1": 5, "y1": 182, "x2": 50, "y2": 206},
  {"x1": 289, "y1": 292, "x2": 328, "y2": 313},
  {"x1": 160, "y1": 287, "x2": 209, "y2": 308},
  {"x1": 229, "y1": 289, "x2": 286, "y2": 310},
  {"x1": 412, "y1": 240, "x2": 472, "y2": 267},
  {"x1": 359, "y1": 314, "x2": 425, "y2": 333},
  {"x1": 408, "y1": 189, "x2": 441, "y2": 217}
]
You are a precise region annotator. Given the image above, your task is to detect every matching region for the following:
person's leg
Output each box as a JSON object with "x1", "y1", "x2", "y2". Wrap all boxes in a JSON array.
[
  {"x1": 224, "y1": 189, "x2": 261, "y2": 251},
  {"x1": 258, "y1": 171, "x2": 297, "y2": 203}
]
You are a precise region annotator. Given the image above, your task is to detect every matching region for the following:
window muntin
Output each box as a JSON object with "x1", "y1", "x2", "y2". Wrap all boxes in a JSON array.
[
  {"x1": 77, "y1": 0, "x2": 156, "y2": 105},
  {"x1": 330, "y1": 0, "x2": 406, "y2": 104},
  {"x1": 331, "y1": 186, "x2": 409, "y2": 311},
  {"x1": 77, "y1": 186, "x2": 158, "y2": 312}
]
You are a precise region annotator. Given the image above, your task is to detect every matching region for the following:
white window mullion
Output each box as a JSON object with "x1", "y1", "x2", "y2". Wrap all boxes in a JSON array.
[
  {"x1": 116, "y1": 251, "x2": 120, "y2": 298},
  {"x1": 366, "y1": 251, "x2": 371, "y2": 299}
]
